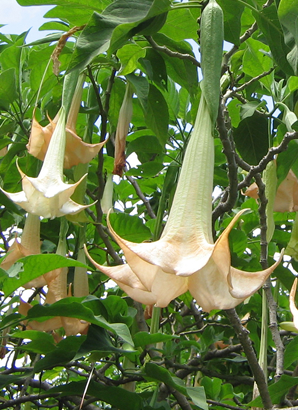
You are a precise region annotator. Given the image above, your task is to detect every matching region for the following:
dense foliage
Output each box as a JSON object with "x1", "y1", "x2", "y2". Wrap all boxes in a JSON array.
[{"x1": 1, "y1": 0, "x2": 298, "y2": 409}]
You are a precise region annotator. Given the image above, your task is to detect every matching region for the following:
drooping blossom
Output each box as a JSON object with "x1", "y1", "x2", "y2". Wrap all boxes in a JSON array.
[
  {"x1": 1, "y1": 108, "x2": 92, "y2": 219},
  {"x1": 86, "y1": 94, "x2": 283, "y2": 312}
]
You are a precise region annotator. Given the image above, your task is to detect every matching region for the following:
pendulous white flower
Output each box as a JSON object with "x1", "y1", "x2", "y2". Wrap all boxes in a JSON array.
[
  {"x1": 86, "y1": 94, "x2": 283, "y2": 312},
  {"x1": 1, "y1": 107, "x2": 92, "y2": 219}
]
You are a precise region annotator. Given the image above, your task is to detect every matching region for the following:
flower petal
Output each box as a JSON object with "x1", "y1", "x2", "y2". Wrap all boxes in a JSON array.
[{"x1": 228, "y1": 250, "x2": 284, "y2": 299}]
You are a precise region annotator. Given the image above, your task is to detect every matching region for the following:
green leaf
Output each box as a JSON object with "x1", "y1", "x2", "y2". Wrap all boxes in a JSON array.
[
  {"x1": 68, "y1": 0, "x2": 171, "y2": 72},
  {"x1": 217, "y1": 0, "x2": 244, "y2": 46},
  {"x1": 24, "y1": 297, "x2": 134, "y2": 346},
  {"x1": 117, "y1": 43, "x2": 146, "y2": 75},
  {"x1": 12, "y1": 330, "x2": 57, "y2": 354},
  {"x1": 253, "y1": 5, "x2": 293, "y2": 74},
  {"x1": 0, "y1": 373, "x2": 33, "y2": 389},
  {"x1": 78, "y1": 325, "x2": 138, "y2": 361},
  {"x1": 126, "y1": 162, "x2": 164, "y2": 177},
  {"x1": 133, "y1": 332, "x2": 179, "y2": 348},
  {"x1": 186, "y1": 386, "x2": 208, "y2": 410},
  {"x1": 34, "y1": 335, "x2": 86, "y2": 372},
  {"x1": 284, "y1": 336, "x2": 298, "y2": 369},
  {"x1": 49, "y1": 380, "x2": 143, "y2": 410},
  {"x1": 145, "y1": 363, "x2": 208, "y2": 410},
  {"x1": 249, "y1": 375, "x2": 298, "y2": 406},
  {"x1": 101, "y1": 295, "x2": 135, "y2": 326},
  {"x1": 242, "y1": 38, "x2": 273, "y2": 91},
  {"x1": 3, "y1": 254, "x2": 89, "y2": 296},
  {"x1": 126, "y1": 135, "x2": 163, "y2": 157},
  {"x1": 144, "y1": 84, "x2": 169, "y2": 146},
  {"x1": 0, "y1": 68, "x2": 18, "y2": 104},
  {"x1": 159, "y1": 8, "x2": 198, "y2": 42},
  {"x1": 153, "y1": 33, "x2": 198, "y2": 98},
  {"x1": 127, "y1": 73, "x2": 150, "y2": 110},
  {"x1": 16, "y1": 0, "x2": 108, "y2": 10},
  {"x1": 44, "y1": 5, "x2": 95, "y2": 26},
  {"x1": 139, "y1": 48, "x2": 167, "y2": 89},
  {"x1": 233, "y1": 112, "x2": 269, "y2": 165},
  {"x1": 201, "y1": 377, "x2": 222, "y2": 401},
  {"x1": 109, "y1": 212, "x2": 152, "y2": 242},
  {"x1": 276, "y1": 141, "x2": 298, "y2": 187},
  {"x1": 108, "y1": 77, "x2": 126, "y2": 129}
]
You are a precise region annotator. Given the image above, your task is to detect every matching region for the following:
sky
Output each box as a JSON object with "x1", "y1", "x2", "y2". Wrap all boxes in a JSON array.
[{"x1": 1, "y1": 0, "x2": 53, "y2": 42}]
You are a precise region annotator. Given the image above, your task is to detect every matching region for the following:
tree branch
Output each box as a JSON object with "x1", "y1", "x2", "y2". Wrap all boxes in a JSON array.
[{"x1": 225, "y1": 308, "x2": 273, "y2": 410}]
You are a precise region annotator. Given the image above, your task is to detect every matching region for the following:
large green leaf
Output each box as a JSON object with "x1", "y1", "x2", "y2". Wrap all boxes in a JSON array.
[
  {"x1": 34, "y1": 335, "x2": 86, "y2": 372},
  {"x1": 68, "y1": 0, "x2": 171, "y2": 72},
  {"x1": 0, "y1": 68, "x2": 18, "y2": 104},
  {"x1": 217, "y1": 0, "x2": 244, "y2": 46},
  {"x1": 159, "y1": 7, "x2": 198, "y2": 42},
  {"x1": 2, "y1": 254, "x2": 89, "y2": 296},
  {"x1": 24, "y1": 296, "x2": 134, "y2": 346},
  {"x1": 233, "y1": 112, "x2": 269, "y2": 165},
  {"x1": 44, "y1": 6, "x2": 95, "y2": 25}
]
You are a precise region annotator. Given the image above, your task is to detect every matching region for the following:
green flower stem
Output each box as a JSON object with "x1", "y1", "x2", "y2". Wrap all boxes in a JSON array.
[{"x1": 150, "y1": 306, "x2": 161, "y2": 335}]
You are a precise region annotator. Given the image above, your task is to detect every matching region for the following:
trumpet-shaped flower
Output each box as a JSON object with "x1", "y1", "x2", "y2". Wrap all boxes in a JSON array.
[
  {"x1": 86, "y1": 95, "x2": 283, "y2": 312},
  {"x1": 1, "y1": 108, "x2": 92, "y2": 219},
  {"x1": 27, "y1": 75, "x2": 106, "y2": 169}
]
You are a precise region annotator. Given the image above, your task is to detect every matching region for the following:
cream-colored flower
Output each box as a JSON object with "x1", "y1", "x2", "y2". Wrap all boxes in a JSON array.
[
  {"x1": 86, "y1": 95, "x2": 283, "y2": 312},
  {"x1": 1, "y1": 108, "x2": 92, "y2": 219},
  {"x1": 27, "y1": 76, "x2": 106, "y2": 169}
]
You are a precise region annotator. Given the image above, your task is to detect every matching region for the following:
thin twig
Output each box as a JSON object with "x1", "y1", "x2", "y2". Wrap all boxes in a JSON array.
[
  {"x1": 125, "y1": 174, "x2": 156, "y2": 219},
  {"x1": 207, "y1": 399, "x2": 246, "y2": 410},
  {"x1": 145, "y1": 36, "x2": 200, "y2": 67}
]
